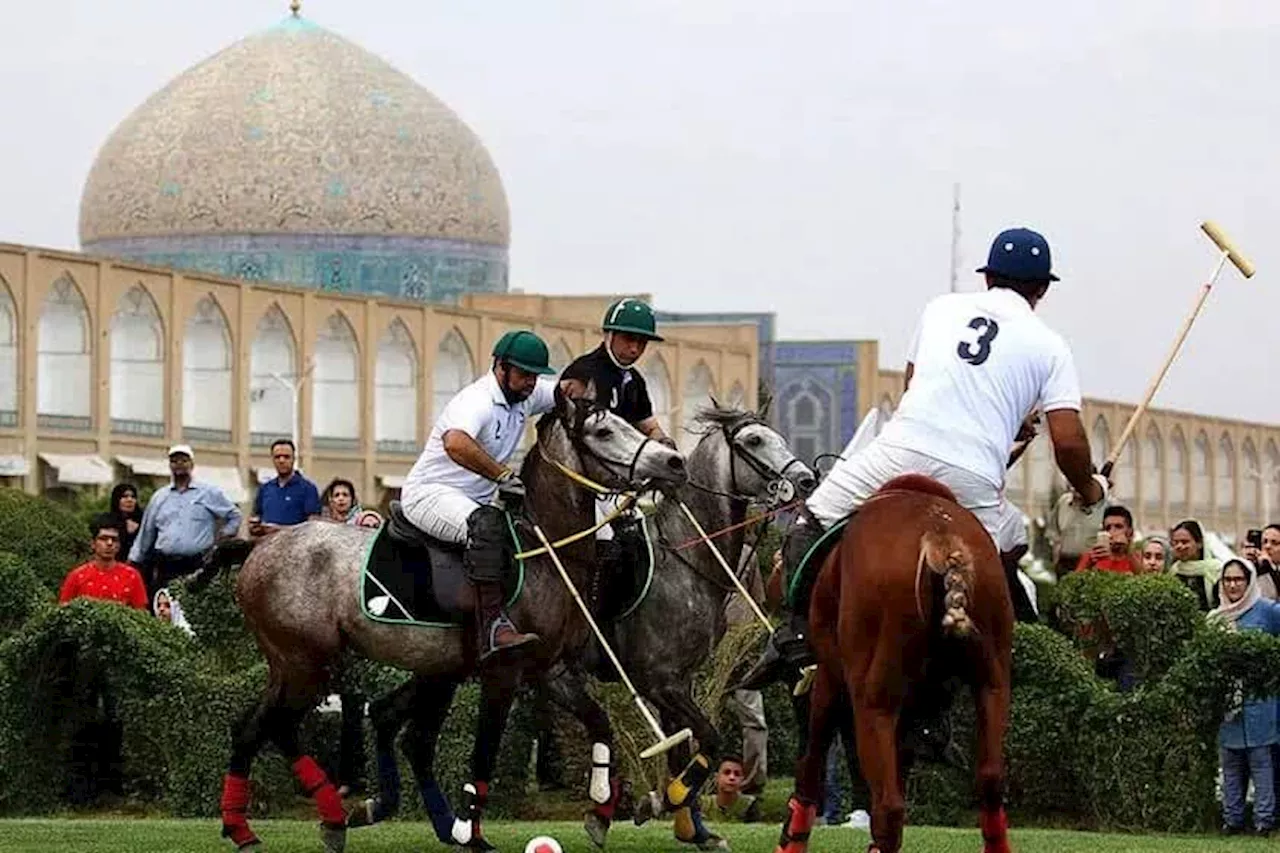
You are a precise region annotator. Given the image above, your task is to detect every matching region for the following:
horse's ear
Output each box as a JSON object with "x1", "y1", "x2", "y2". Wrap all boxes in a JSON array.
[
  {"x1": 757, "y1": 393, "x2": 773, "y2": 421},
  {"x1": 709, "y1": 394, "x2": 722, "y2": 412}
]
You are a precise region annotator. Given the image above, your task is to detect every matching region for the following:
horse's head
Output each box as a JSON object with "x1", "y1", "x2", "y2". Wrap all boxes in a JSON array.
[
  {"x1": 549, "y1": 391, "x2": 688, "y2": 492},
  {"x1": 690, "y1": 406, "x2": 816, "y2": 506}
]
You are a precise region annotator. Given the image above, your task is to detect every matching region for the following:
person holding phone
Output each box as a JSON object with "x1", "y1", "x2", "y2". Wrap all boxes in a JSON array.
[{"x1": 1075, "y1": 504, "x2": 1142, "y2": 574}]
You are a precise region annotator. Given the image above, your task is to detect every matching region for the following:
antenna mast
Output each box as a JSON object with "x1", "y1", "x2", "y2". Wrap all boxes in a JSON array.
[{"x1": 949, "y1": 182, "x2": 961, "y2": 293}]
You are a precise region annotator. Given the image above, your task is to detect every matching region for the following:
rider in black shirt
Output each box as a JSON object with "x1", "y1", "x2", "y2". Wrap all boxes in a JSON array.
[{"x1": 558, "y1": 299, "x2": 676, "y2": 618}]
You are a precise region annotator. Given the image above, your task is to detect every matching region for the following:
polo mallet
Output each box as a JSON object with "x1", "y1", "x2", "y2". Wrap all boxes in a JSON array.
[
  {"x1": 530, "y1": 524, "x2": 692, "y2": 759},
  {"x1": 1053, "y1": 221, "x2": 1254, "y2": 550},
  {"x1": 677, "y1": 501, "x2": 774, "y2": 632},
  {"x1": 1100, "y1": 221, "x2": 1255, "y2": 479}
]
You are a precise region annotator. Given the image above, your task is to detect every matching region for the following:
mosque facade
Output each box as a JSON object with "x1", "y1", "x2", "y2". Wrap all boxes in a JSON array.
[{"x1": 3, "y1": 9, "x2": 1276, "y2": 536}]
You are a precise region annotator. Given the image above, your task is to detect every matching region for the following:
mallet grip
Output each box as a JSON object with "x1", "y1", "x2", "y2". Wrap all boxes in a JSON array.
[{"x1": 1201, "y1": 221, "x2": 1256, "y2": 278}]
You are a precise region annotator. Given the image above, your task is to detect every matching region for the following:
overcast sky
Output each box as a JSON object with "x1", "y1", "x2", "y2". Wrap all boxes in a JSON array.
[{"x1": 1, "y1": 0, "x2": 1276, "y2": 423}]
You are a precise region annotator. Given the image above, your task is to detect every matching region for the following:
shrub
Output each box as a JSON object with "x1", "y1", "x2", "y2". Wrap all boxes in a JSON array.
[
  {"x1": 0, "y1": 552, "x2": 52, "y2": 639},
  {"x1": 0, "y1": 490, "x2": 89, "y2": 593}
]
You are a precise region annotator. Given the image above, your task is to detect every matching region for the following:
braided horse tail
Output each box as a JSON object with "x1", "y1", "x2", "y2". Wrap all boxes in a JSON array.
[{"x1": 917, "y1": 530, "x2": 976, "y2": 638}]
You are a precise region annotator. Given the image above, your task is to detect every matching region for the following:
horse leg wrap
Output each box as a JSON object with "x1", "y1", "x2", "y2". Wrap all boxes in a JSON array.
[
  {"x1": 980, "y1": 806, "x2": 1011, "y2": 853},
  {"x1": 592, "y1": 777, "x2": 622, "y2": 822},
  {"x1": 773, "y1": 796, "x2": 817, "y2": 853},
  {"x1": 292, "y1": 755, "x2": 346, "y2": 827},
  {"x1": 665, "y1": 752, "x2": 711, "y2": 810},
  {"x1": 451, "y1": 781, "x2": 496, "y2": 850},
  {"x1": 589, "y1": 743, "x2": 611, "y2": 805},
  {"x1": 418, "y1": 777, "x2": 456, "y2": 844},
  {"x1": 219, "y1": 773, "x2": 260, "y2": 849}
]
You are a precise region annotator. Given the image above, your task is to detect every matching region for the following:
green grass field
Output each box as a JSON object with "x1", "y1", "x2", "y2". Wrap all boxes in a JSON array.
[{"x1": 0, "y1": 819, "x2": 1273, "y2": 853}]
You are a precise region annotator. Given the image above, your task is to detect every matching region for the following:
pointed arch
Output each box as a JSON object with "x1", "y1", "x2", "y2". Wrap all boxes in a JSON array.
[
  {"x1": 250, "y1": 304, "x2": 298, "y2": 446},
  {"x1": 1142, "y1": 423, "x2": 1163, "y2": 512},
  {"x1": 1217, "y1": 433, "x2": 1236, "y2": 514},
  {"x1": 1169, "y1": 427, "x2": 1188, "y2": 514},
  {"x1": 376, "y1": 319, "x2": 419, "y2": 453},
  {"x1": 1114, "y1": 438, "x2": 1138, "y2": 503},
  {"x1": 0, "y1": 278, "x2": 17, "y2": 424},
  {"x1": 37, "y1": 273, "x2": 91, "y2": 429},
  {"x1": 1267, "y1": 440, "x2": 1280, "y2": 517},
  {"x1": 638, "y1": 353, "x2": 673, "y2": 439},
  {"x1": 312, "y1": 312, "x2": 360, "y2": 448},
  {"x1": 681, "y1": 360, "x2": 717, "y2": 452},
  {"x1": 109, "y1": 284, "x2": 165, "y2": 435},
  {"x1": 550, "y1": 339, "x2": 575, "y2": 372},
  {"x1": 780, "y1": 379, "x2": 832, "y2": 466},
  {"x1": 183, "y1": 295, "x2": 233, "y2": 442},
  {"x1": 1242, "y1": 438, "x2": 1260, "y2": 518},
  {"x1": 1192, "y1": 430, "x2": 1212, "y2": 515},
  {"x1": 433, "y1": 327, "x2": 475, "y2": 425},
  {"x1": 1090, "y1": 416, "x2": 1111, "y2": 469}
]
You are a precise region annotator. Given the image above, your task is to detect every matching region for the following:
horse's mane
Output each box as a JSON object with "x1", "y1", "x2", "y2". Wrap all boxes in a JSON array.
[
  {"x1": 689, "y1": 404, "x2": 762, "y2": 435},
  {"x1": 876, "y1": 474, "x2": 957, "y2": 504}
]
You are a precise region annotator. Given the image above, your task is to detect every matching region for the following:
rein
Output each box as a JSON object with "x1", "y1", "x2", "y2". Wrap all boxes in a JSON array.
[
  {"x1": 686, "y1": 418, "x2": 804, "y2": 505},
  {"x1": 514, "y1": 417, "x2": 649, "y2": 559}
]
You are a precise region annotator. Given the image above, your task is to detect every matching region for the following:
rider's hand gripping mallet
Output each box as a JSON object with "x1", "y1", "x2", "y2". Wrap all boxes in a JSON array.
[
  {"x1": 531, "y1": 524, "x2": 693, "y2": 759},
  {"x1": 1098, "y1": 221, "x2": 1256, "y2": 480}
]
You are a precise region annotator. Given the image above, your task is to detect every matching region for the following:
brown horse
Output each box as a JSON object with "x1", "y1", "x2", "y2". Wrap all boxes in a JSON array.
[{"x1": 774, "y1": 474, "x2": 1014, "y2": 853}]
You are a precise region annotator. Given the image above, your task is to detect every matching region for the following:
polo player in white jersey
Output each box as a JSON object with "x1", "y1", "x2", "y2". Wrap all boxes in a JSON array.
[
  {"x1": 400, "y1": 330, "x2": 558, "y2": 660},
  {"x1": 741, "y1": 227, "x2": 1110, "y2": 689}
]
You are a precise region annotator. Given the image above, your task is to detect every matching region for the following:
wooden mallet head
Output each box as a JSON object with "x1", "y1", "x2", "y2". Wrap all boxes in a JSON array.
[{"x1": 1201, "y1": 221, "x2": 1256, "y2": 278}]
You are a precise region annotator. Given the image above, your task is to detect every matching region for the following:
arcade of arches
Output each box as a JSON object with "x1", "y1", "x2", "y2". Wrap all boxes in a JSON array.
[
  {"x1": 0, "y1": 244, "x2": 756, "y2": 506},
  {"x1": 875, "y1": 369, "x2": 1280, "y2": 535}
]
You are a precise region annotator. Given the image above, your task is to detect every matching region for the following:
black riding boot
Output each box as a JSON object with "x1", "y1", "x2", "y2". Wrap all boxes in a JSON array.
[
  {"x1": 466, "y1": 506, "x2": 538, "y2": 661},
  {"x1": 1002, "y1": 546, "x2": 1039, "y2": 624},
  {"x1": 594, "y1": 518, "x2": 646, "y2": 621},
  {"x1": 737, "y1": 519, "x2": 828, "y2": 691}
]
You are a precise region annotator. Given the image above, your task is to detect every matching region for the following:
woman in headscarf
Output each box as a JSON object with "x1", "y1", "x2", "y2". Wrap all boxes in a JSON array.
[
  {"x1": 1210, "y1": 558, "x2": 1280, "y2": 836},
  {"x1": 109, "y1": 483, "x2": 144, "y2": 563},
  {"x1": 1169, "y1": 519, "x2": 1222, "y2": 611},
  {"x1": 320, "y1": 478, "x2": 363, "y2": 525},
  {"x1": 152, "y1": 588, "x2": 194, "y2": 636},
  {"x1": 1140, "y1": 534, "x2": 1171, "y2": 574}
]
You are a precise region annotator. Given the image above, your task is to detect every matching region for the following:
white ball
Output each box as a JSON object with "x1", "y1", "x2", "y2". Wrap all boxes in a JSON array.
[{"x1": 524, "y1": 837, "x2": 563, "y2": 853}]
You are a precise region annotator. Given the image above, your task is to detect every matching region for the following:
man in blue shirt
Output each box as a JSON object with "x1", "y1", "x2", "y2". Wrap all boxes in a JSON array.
[
  {"x1": 129, "y1": 444, "x2": 243, "y2": 600},
  {"x1": 249, "y1": 439, "x2": 321, "y2": 537}
]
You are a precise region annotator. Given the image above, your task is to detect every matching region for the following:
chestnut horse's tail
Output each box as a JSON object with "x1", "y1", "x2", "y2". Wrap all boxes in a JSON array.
[{"x1": 917, "y1": 530, "x2": 975, "y2": 638}]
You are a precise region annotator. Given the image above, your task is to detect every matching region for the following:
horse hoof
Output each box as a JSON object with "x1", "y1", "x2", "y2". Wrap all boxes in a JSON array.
[
  {"x1": 320, "y1": 824, "x2": 346, "y2": 853},
  {"x1": 695, "y1": 833, "x2": 729, "y2": 851},
  {"x1": 584, "y1": 811, "x2": 609, "y2": 848}
]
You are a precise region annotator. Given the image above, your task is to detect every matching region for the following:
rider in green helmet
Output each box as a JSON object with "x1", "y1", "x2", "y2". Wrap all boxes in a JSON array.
[
  {"x1": 400, "y1": 329, "x2": 557, "y2": 660},
  {"x1": 557, "y1": 298, "x2": 677, "y2": 622}
]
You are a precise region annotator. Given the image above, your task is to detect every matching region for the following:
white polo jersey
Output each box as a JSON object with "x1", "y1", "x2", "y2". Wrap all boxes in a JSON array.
[
  {"x1": 876, "y1": 288, "x2": 1082, "y2": 490},
  {"x1": 402, "y1": 372, "x2": 557, "y2": 504}
]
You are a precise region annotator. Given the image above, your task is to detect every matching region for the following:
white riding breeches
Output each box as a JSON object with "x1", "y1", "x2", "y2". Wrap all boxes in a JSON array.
[
  {"x1": 594, "y1": 493, "x2": 641, "y2": 541},
  {"x1": 806, "y1": 438, "x2": 1027, "y2": 554},
  {"x1": 400, "y1": 484, "x2": 480, "y2": 545}
]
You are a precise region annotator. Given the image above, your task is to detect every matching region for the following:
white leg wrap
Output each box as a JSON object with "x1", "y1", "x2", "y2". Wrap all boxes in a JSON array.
[
  {"x1": 589, "y1": 742, "x2": 611, "y2": 805},
  {"x1": 450, "y1": 818, "x2": 472, "y2": 845}
]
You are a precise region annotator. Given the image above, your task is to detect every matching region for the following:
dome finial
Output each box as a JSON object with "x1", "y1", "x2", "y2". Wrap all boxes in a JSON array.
[{"x1": 289, "y1": 0, "x2": 301, "y2": 17}]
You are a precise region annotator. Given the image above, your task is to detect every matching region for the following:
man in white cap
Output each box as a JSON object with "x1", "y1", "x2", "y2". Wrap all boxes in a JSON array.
[{"x1": 129, "y1": 444, "x2": 242, "y2": 600}]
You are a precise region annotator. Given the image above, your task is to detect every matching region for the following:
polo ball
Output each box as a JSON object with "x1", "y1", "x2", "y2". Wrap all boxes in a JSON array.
[{"x1": 524, "y1": 837, "x2": 562, "y2": 853}]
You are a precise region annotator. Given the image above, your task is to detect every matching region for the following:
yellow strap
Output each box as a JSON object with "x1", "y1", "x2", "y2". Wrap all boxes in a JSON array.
[
  {"x1": 538, "y1": 444, "x2": 617, "y2": 496},
  {"x1": 514, "y1": 493, "x2": 637, "y2": 560}
]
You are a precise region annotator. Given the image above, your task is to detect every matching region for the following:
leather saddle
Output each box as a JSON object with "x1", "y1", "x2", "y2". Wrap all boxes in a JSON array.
[{"x1": 361, "y1": 501, "x2": 475, "y2": 625}]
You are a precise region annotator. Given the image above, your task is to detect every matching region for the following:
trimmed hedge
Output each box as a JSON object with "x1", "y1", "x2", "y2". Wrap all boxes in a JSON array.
[{"x1": 2, "y1": 487, "x2": 1280, "y2": 834}]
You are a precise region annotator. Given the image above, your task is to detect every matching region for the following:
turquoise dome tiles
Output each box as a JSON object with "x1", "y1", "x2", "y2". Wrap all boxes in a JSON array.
[
  {"x1": 93, "y1": 234, "x2": 507, "y2": 302},
  {"x1": 79, "y1": 14, "x2": 510, "y2": 301}
]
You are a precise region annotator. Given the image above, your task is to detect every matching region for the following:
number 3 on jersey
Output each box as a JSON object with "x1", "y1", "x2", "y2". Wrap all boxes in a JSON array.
[{"x1": 956, "y1": 316, "x2": 999, "y2": 366}]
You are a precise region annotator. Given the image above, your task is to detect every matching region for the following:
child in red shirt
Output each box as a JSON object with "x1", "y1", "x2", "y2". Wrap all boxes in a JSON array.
[
  {"x1": 59, "y1": 513, "x2": 148, "y2": 611},
  {"x1": 1075, "y1": 505, "x2": 1144, "y2": 575}
]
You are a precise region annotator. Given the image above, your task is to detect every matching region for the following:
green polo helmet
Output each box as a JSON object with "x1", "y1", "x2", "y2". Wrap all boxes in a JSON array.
[
  {"x1": 491, "y1": 330, "x2": 556, "y2": 375},
  {"x1": 602, "y1": 298, "x2": 664, "y2": 341}
]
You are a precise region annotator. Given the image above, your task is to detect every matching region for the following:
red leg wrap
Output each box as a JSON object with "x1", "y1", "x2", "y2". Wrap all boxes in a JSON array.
[
  {"x1": 220, "y1": 773, "x2": 259, "y2": 849},
  {"x1": 472, "y1": 780, "x2": 489, "y2": 838},
  {"x1": 593, "y1": 778, "x2": 621, "y2": 821},
  {"x1": 292, "y1": 755, "x2": 346, "y2": 827},
  {"x1": 774, "y1": 796, "x2": 817, "y2": 853},
  {"x1": 980, "y1": 806, "x2": 1011, "y2": 853}
]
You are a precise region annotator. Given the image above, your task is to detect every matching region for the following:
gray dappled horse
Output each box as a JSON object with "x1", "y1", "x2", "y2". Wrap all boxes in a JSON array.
[
  {"x1": 560, "y1": 407, "x2": 814, "y2": 849},
  {"x1": 355, "y1": 407, "x2": 815, "y2": 851},
  {"x1": 196, "y1": 395, "x2": 687, "y2": 853}
]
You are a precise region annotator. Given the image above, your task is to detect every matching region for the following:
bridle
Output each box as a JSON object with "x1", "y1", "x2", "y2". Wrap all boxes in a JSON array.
[
  {"x1": 538, "y1": 405, "x2": 660, "y2": 498},
  {"x1": 689, "y1": 415, "x2": 808, "y2": 507}
]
